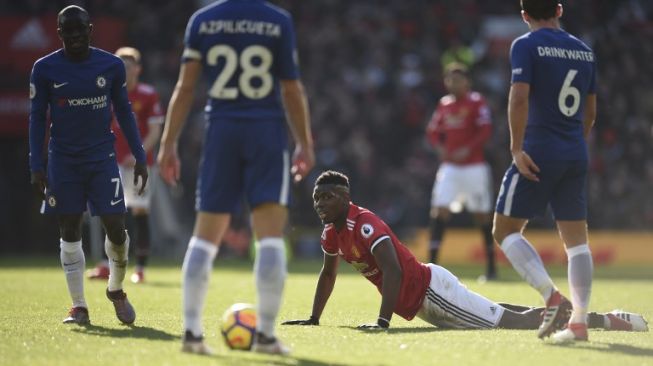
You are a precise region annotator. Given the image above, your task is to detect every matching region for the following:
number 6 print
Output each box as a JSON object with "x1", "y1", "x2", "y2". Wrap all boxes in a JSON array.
[{"x1": 558, "y1": 69, "x2": 580, "y2": 117}]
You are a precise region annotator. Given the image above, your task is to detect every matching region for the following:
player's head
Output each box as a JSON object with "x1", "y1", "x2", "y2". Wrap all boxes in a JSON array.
[
  {"x1": 313, "y1": 171, "x2": 351, "y2": 225},
  {"x1": 115, "y1": 47, "x2": 142, "y2": 86},
  {"x1": 57, "y1": 5, "x2": 92, "y2": 58},
  {"x1": 443, "y1": 62, "x2": 471, "y2": 97},
  {"x1": 520, "y1": 0, "x2": 562, "y2": 23}
]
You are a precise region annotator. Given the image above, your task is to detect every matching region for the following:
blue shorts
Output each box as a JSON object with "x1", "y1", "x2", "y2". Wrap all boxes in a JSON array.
[
  {"x1": 495, "y1": 160, "x2": 587, "y2": 220},
  {"x1": 43, "y1": 153, "x2": 126, "y2": 216},
  {"x1": 197, "y1": 119, "x2": 290, "y2": 213}
]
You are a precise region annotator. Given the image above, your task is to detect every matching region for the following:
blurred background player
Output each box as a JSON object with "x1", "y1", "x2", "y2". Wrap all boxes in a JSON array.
[
  {"x1": 157, "y1": 0, "x2": 314, "y2": 355},
  {"x1": 87, "y1": 47, "x2": 164, "y2": 284},
  {"x1": 283, "y1": 171, "x2": 648, "y2": 333},
  {"x1": 426, "y1": 62, "x2": 496, "y2": 281},
  {"x1": 493, "y1": 0, "x2": 597, "y2": 342},
  {"x1": 29, "y1": 6, "x2": 147, "y2": 325}
]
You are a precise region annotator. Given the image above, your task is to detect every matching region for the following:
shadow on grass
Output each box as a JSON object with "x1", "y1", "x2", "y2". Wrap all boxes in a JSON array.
[
  {"x1": 204, "y1": 352, "x2": 362, "y2": 366},
  {"x1": 336, "y1": 325, "x2": 441, "y2": 334},
  {"x1": 70, "y1": 323, "x2": 179, "y2": 341},
  {"x1": 546, "y1": 340, "x2": 653, "y2": 357},
  {"x1": 142, "y1": 280, "x2": 180, "y2": 289}
]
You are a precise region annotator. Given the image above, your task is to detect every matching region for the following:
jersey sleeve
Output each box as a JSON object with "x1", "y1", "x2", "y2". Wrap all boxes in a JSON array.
[
  {"x1": 588, "y1": 56, "x2": 597, "y2": 94},
  {"x1": 475, "y1": 97, "x2": 491, "y2": 126},
  {"x1": 320, "y1": 227, "x2": 338, "y2": 256},
  {"x1": 277, "y1": 14, "x2": 300, "y2": 80},
  {"x1": 356, "y1": 213, "x2": 391, "y2": 254},
  {"x1": 510, "y1": 36, "x2": 533, "y2": 84},
  {"x1": 182, "y1": 11, "x2": 203, "y2": 63},
  {"x1": 28, "y1": 61, "x2": 49, "y2": 172},
  {"x1": 111, "y1": 62, "x2": 146, "y2": 164}
]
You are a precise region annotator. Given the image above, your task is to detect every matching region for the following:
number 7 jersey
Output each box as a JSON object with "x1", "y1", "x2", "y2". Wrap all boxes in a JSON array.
[
  {"x1": 510, "y1": 28, "x2": 596, "y2": 161},
  {"x1": 182, "y1": 0, "x2": 299, "y2": 121}
]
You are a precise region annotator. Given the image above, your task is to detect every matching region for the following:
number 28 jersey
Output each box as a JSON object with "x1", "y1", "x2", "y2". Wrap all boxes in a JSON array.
[
  {"x1": 510, "y1": 28, "x2": 596, "y2": 161},
  {"x1": 183, "y1": 0, "x2": 299, "y2": 121}
]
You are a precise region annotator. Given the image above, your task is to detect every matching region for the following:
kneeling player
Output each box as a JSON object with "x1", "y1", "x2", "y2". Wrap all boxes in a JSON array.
[{"x1": 283, "y1": 171, "x2": 648, "y2": 333}]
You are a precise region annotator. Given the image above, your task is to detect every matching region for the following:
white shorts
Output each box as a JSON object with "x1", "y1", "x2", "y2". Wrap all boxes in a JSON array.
[
  {"x1": 416, "y1": 264, "x2": 504, "y2": 329},
  {"x1": 431, "y1": 162, "x2": 492, "y2": 213},
  {"x1": 118, "y1": 165, "x2": 150, "y2": 209}
]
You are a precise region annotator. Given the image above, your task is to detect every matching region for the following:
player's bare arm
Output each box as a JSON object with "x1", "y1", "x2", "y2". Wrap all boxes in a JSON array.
[
  {"x1": 283, "y1": 253, "x2": 339, "y2": 326},
  {"x1": 280, "y1": 79, "x2": 315, "y2": 183},
  {"x1": 425, "y1": 108, "x2": 448, "y2": 160},
  {"x1": 358, "y1": 238, "x2": 402, "y2": 330},
  {"x1": 142, "y1": 123, "x2": 162, "y2": 155},
  {"x1": 158, "y1": 60, "x2": 202, "y2": 186},
  {"x1": 583, "y1": 94, "x2": 597, "y2": 139},
  {"x1": 508, "y1": 82, "x2": 540, "y2": 182}
]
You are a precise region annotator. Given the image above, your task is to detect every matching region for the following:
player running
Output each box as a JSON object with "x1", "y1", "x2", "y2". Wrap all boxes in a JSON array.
[
  {"x1": 29, "y1": 6, "x2": 146, "y2": 325},
  {"x1": 87, "y1": 47, "x2": 164, "y2": 284},
  {"x1": 426, "y1": 62, "x2": 496, "y2": 281},
  {"x1": 283, "y1": 171, "x2": 647, "y2": 333},
  {"x1": 493, "y1": 0, "x2": 598, "y2": 342},
  {"x1": 158, "y1": 0, "x2": 314, "y2": 355}
]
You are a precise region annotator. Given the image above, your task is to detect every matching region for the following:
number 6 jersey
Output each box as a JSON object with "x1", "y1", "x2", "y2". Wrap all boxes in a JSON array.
[
  {"x1": 510, "y1": 28, "x2": 596, "y2": 161},
  {"x1": 182, "y1": 0, "x2": 299, "y2": 121}
]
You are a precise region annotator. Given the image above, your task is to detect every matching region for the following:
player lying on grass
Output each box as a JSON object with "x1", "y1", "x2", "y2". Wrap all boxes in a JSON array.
[{"x1": 283, "y1": 171, "x2": 648, "y2": 332}]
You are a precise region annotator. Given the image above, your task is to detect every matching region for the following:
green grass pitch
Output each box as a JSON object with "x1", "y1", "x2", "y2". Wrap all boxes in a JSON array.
[{"x1": 1, "y1": 258, "x2": 651, "y2": 366}]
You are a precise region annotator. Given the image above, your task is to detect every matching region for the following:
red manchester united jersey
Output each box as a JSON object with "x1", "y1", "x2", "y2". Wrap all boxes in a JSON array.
[
  {"x1": 113, "y1": 83, "x2": 164, "y2": 165},
  {"x1": 321, "y1": 204, "x2": 431, "y2": 320},
  {"x1": 426, "y1": 91, "x2": 491, "y2": 165}
]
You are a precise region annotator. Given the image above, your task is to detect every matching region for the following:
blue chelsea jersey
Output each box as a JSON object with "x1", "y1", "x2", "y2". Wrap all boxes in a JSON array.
[
  {"x1": 510, "y1": 28, "x2": 597, "y2": 161},
  {"x1": 29, "y1": 47, "x2": 145, "y2": 172},
  {"x1": 183, "y1": 0, "x2": 299, "y2": 121}
]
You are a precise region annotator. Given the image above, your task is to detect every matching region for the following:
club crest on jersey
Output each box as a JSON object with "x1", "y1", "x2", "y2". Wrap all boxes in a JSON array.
[
  {"x1": 47, "y1": 195, "x2": 57, "y2": 207},
  {"x1": 96, "y1": 76, "x2": 106, "y2": 88},
  {"x1": 29, "y1": 83, "x2": 36, "y2": 99},
  {"x1": 351, "y1": 245, "x2": 360, "y2": 258},
  {"x1": 360, "y1": 223, "x2": 374, "y2": 239}
]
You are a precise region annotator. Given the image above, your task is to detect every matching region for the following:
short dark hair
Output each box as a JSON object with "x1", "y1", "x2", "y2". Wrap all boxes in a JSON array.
[
  {"x1": 58, "y1": 5, "x2": 90, "y2": 26},
  {"x1": 315, "y1": 170, "x2": 349, "y2": 188},
  {"x1": 521, "y1": 0, "x2": 560, "y2": 20}
]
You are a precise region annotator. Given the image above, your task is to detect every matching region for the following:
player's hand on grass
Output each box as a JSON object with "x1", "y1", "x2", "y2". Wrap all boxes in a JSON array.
[
  {"x1": 357, "y1": 322, "x2": 388, "y2": 330},
  {"x1": 157, "y1": 143, "x2": 181, "y2": 187},
  {"x1": 134, "y1": 162, "x2": 149, "y2": 195},
  {"x1": 282, "y1": 315, "x2": 319, "y2": 326},
  {"x1": 30, "y1": 170, "x2": 47, "y2": 201},
  {"x1": 512, "y1": 150, "x2": 540, "y2": 182},
  {"x1": 291, "y1": 144, "x2": 315, "y2": 183},
  {"x1": 357, "y1": 317, "x2": 389, "y2": 330}
]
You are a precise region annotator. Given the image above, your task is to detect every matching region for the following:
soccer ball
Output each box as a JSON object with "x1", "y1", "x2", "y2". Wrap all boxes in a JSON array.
[{"x1": 221, "y1": 303, "x2": 257, "y2": 350}]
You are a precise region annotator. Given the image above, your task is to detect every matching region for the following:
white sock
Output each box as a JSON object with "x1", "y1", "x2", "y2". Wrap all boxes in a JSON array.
[
  {"x1": 105, "y1": 232, "x2": 130, "y2": 292},
  {"x1": 567, "y1": 244, "x2": 593, "y2": 324},
  {"x1": 182, "y1": 236, "x2": 218, "y2": 337},
  {"x1": 60, "y1": 239, "x2": 87, "y2": 308},
  {"x1": 255, "y1": 237, "x2": 287, "y2": 338},
  {"x1": 501, "y1": 233, "x2": 556, "y2": 301}
]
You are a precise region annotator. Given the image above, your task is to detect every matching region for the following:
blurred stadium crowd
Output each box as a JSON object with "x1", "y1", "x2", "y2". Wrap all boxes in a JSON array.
[{"x1": 1, "y1": 0, "x2": 652, "y2": 253}]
